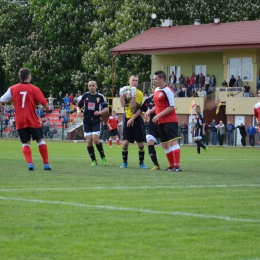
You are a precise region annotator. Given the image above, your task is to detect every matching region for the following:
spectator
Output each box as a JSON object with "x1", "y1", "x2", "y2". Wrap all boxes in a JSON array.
[
  {"x1": 226, "y1": 121, "x2": 235, "y2": 146},
  {"x1": 65, "y1": 102, "x2": 70, "y2": 112},
  {"x1": 59, "y1": 105, "x2": 67, "y2": 120},
  {"x1": 62, "y1": 113, "x2": 69, "y2": 128},
  {"x1": 236, "y1": 123, "x2": 247, "y2": 146},
  {"x1": 234, "y1": 76, "x2": 243, "y2": 87},
  {"x1": 205, "y1": 74, "x2": 210, "y2": 90},
  {"x1": 198, "y1": 83, "x2": 203, "y2": 91},
  {"x1": 69, "y1": 102, "x2": 76, "y2": 114},
  {"x1": 38, "y1": 105, "x2": 45, "y2": 118},
  {"x1": 69, "y1": 93, "x2": 74, "y2": 103},
  {"x1": 198, "y1": 73, "x2": 205, "y2": 88},
  {"x1": 207, "y1": 83, "x2": 215, "y2": 100},
  {"x1": 210, "y1": 75, "x2": 216, "y2": 86},
  {"x1": 49, "y1": 104, "x2": 54, "y2": 113},
  {"x1": 180, "y1": 121, "x2": 188, "y2": 144},
  {"x1": 247, "y1": 123, "x2": 256, "y2": 146},
  {"x1": 185, "y1": 77, "x2": 190, "y2": 88},
  {"x1": 42, "y1": 118, "x2": 50, "y2": 139},
  {"x1": 257, "y1": 71, "x2": 260, "y2": 92},
  {"x1": 189, "y1": 73, "x2": 195, "y2": 89},
  {"x1": 199, "y1": 87, "x2": 207, "y2": 97},
  {"x1": 48, "y1": 123, "x2": 57, "y2": 139},
  {"x1": 56, "y1": 91, "x2": 62, "y2": 109},
  {"x1": 209, "y1": 118, "x2": 217, "y2": 145},
  {"x1": 169, "y1": 71, "x2": 176, "y2": 87},
  {"x1": 189, "y1": 118, "x2": 196, "y2": 138},
  {"x1": 178, "y1": 74, "x2": 185, "y2": 85},
  {"x1": 183, "y1": 87, "x2": 189, "y2": 97},
  {"x1": 48, "y1": 94, "x2": 54, "y2": 106},
  {"x1": 177, "y1": 86, "x2": 184, "y2": 97},
  {"x1": 229, "y1": 75, "x2": 236, "y2": 87},
  {"x1": 222, "y1": 80, "x2": 228, "y2": 87},
  {"x1": 215, "y1": 121, "x2": 225, "y2": 146},
  {"x1": 64, "y1": 93, "x2": 70, "y2": 105},
  {"x1": 243, "y1": 82, "x2": 250, "y2": 97}
]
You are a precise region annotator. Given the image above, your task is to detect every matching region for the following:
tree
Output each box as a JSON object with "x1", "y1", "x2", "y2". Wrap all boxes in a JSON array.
[
  {"x1": 0, "y1": 0, "x2": 32, "y2": 94},
  {"x1": 25, "y1": 0, "x2": 94, "y2": 96}
]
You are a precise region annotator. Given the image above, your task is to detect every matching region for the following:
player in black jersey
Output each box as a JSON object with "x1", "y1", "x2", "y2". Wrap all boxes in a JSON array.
[
  {"x1": 190, "y1": 105, "x2": 208, "y2": 154},
  {"x1": 128, "y1": 85, "x2": 160, "y2": 170},
  {"x1": 77, "y1": 81, "x2": 109, "y2": 166}
]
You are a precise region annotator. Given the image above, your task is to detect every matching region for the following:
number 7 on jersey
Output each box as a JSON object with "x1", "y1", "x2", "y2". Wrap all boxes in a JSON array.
[{"x1": 20, "y1": 91, "x2": 27, "y2": 108}]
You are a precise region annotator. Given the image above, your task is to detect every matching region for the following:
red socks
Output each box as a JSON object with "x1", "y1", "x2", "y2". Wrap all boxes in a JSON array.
[
  {"x1": 38, "y1": 141, "x2": 49, "y2": 164},
  {"x1": 22, "y1": 144, "x2": 33, "y2": 164}
]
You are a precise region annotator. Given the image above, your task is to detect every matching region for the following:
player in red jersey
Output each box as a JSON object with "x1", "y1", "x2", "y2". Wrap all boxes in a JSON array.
[
  {"x1": 0, "y1": 68, "x2": 51, "y2": 171},
  {"x1": 146, "y1": 70, "x2": 181, "y2": 171},
  {"x1": 107, "y1": 111, "x2": 120, "y2": 147},
  {"x1": 254, "y1": 89, "x2": 260, "y2": 133}
]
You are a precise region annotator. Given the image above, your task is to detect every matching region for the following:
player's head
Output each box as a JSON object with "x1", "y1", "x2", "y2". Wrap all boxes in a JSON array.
[
  {"x1": 129, "y1": 75, "x2": 138, "y2": 87},
  {"x1": 112, "y1": 110, "x2": 116, "y2": 116},
  {"x1": 195, "y1": 105, "x2": 201, "y2": 114},
  {"x1": 88, "y1": 81, "x2": 98, "y2": 94},
  {"x1": 18, "y1": 68, "x2": 31, "y2": 82},
  {"x1": 153, "y1": 70, "x2": 166, "y2": 87}
]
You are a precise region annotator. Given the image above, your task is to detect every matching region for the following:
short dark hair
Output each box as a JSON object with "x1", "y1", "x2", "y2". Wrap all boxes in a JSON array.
[
  {"x1": 196, "y1": 105, "x2": 200, "y2": 108},
  {"x1": 154, "y1": 70, "x2": 166, "y2": 81},
  {"x1": 18, "y1": 68, "x2": 31, "y2": 82}
]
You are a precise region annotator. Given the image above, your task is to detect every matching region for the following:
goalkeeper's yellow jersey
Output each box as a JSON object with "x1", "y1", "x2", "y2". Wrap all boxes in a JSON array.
[{"x1": 125, "y1": 87, "x2": 143, "y2": 119}]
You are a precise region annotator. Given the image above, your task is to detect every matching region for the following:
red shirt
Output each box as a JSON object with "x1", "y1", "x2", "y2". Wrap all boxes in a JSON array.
[
  {"x1": 107, "y1": 116, "x2": 118, "y2": 130},
  {"x1": 153, "y1": 86, "x2": 178, "y2": 124},
  {"x1": 254, "y1": 101, "x2": 260, "y2": 132},
  {"x1": 8, "y1": 83, "x2": 47, "y2": 130}
]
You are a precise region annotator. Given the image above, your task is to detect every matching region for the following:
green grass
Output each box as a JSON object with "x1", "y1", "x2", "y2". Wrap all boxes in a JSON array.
[{"x1": 0, "y1": 140, "x2": 260, "y2": 260}]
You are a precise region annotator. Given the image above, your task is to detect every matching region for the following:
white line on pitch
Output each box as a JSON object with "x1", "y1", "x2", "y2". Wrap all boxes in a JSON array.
[
  {"x1": 0, "y1": 196, "x2": 259, "y2": 223},
  {"x1": 0, "y1": 184, "x2": 260, "y2": 192}
]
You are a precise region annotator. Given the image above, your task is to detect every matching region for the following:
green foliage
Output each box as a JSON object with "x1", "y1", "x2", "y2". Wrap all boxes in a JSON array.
[{"x1": 0, "y1": 0, "x2": 259, "y2": 96}]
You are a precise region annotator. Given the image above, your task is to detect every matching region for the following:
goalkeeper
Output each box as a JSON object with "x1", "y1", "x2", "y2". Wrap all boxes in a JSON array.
[{"x1": 119, "y1": 75, "x2": 147, "y2": 169}]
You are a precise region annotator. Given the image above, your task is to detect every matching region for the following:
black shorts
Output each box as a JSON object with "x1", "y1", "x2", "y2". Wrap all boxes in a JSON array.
[
  {"x1": 158, "y1": 122, "x2": 180, "y2": 143},
  {"x1": 109, "y1": 128, "x2": 119, "y2": 137},
  {"x1": 18, "y1": 127, "x2": 43, "y2": 144},
  {"x1": 194, "y1": 128, "x2": 203, "y2": 139},
  {"x1": 145, "y1": 124, "x2": 160, "y2": 143},
  {"x1": 123, "y1": 116, "x2": 145, "y2": 143},
  {"x1": 83, "y1": 118, "x2": 101, "y2": 137}
]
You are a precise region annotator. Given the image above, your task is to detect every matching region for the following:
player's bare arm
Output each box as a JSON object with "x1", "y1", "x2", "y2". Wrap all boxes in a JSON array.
[
  {"x1": 202, "y1": 123, "x2": 206, "y2": 135},
  {"x1": 152, "y1": 107, "x2": 173, "y2": 123},
  {"x1": 94, "y1": 106, "x2": 109, "y2": 116},
  {"x1": 145, "y1": 107, "x2": 155, "y2": 118}
]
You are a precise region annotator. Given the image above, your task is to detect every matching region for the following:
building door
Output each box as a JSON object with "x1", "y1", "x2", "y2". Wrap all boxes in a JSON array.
[{"x1": 234, "y1": 116, "x2": 245, "y2": 145}]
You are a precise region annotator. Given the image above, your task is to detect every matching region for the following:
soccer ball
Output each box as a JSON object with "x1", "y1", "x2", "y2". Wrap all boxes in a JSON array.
[{"x1": 122, "y1": 86, "x2": 132, "y2": 101}]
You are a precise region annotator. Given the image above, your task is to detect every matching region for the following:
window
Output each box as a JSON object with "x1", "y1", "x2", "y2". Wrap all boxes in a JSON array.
[
  {"x1": 194, "y1": 65, "x2": 206, "y2": 76},
  {"x1": 168, "y1": 66, "x2": 180, "y2": 83},
  {"x1": 228, "y1": 57, "x2": 253, "y2": 81}
]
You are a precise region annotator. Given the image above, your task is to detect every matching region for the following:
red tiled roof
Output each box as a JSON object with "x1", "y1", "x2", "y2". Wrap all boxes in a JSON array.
[{"x1": 111, "y1": 20, "x2": 260, "y2": 55}]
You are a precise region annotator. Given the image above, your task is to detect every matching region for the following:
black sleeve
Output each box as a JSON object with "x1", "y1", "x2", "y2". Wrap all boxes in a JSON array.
[{"x1": 78, "y1": 93, "x2": 87, "y2": 109}]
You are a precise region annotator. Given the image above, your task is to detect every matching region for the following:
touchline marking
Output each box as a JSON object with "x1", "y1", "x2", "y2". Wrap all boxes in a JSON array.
[
  {"x1": 0, "y1": 184, "x2": 260, "y2": 192},
  {"x1": 0, "y1": 196, "x2": 259, "y2": 223}
]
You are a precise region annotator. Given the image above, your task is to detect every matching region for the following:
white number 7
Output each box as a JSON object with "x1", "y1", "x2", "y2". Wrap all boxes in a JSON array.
[{"x1": 20, "y1": 91, "x2": 27, "y2": 108}]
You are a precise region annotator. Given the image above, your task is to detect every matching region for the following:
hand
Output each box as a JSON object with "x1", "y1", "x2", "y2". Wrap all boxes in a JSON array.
[
  {"x1": 127, "y1": 118, "x2": 134, "y2": 127},
  {"x1": 77, "y1": 111, "x2": 83, "y2": 118},
  {"x1": 144, "y1": 111, "x2": 150, "y2": 118},
  {"x1": 131, "y1": 87, "x2": 136, "y2": 97},
  {"x1": 94, "y1": 111, "x2": 101, "y2": 116},
  {"x1": 119, "y1": 86, "x2": 127, "y2": 97},
  {"x1": 202, "y1": 130, "x2": 205, "y2": 135},
  {"x1": 152, "y1": 115, "x2": 159, "y2": 124}
]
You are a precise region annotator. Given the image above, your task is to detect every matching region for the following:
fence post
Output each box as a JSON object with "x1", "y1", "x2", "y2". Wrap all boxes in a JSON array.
[{"x1": 234, "y1": 128, "x2": 237, "y2": 146}]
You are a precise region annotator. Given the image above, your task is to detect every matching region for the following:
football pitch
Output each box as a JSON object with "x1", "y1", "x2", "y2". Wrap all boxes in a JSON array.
[{"x1": 0, "y1": 140, "x2": 260, "y2": 260}]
